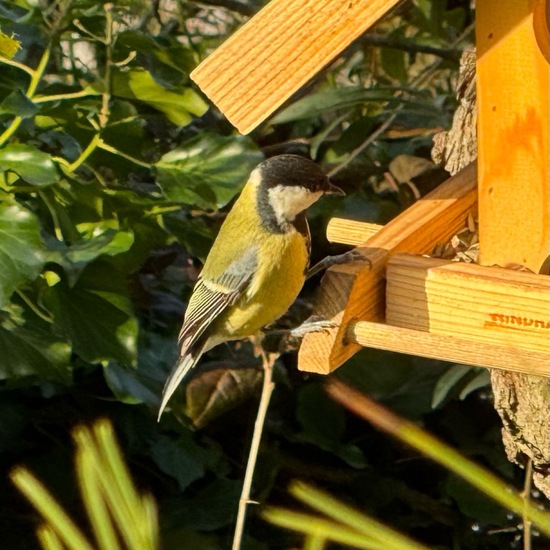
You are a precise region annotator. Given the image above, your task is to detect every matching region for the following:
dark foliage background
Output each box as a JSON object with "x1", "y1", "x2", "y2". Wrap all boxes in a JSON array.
[{"x1": 0, "y1": 1, "x2": 546, "y2": 548}]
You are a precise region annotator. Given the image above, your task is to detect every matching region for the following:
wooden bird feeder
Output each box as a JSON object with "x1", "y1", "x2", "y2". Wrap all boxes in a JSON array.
[{"x1": 191, "y1": 0, "x2": 550, "y2": 378}]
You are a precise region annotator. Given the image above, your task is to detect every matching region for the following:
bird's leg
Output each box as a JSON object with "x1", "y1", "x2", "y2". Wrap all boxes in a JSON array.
[
  {"x1": 250, "y1": 334, "x2": 265, "y2": 358},
  {"x1": 264, "y1": 316, "x2": 337, "y2": 339},
  {"x1": 287, "y1": 316, "x2": 338, "y2": 338},
  {"x1": 306, "y1": 249, "x2": 370, "y2": 279}
]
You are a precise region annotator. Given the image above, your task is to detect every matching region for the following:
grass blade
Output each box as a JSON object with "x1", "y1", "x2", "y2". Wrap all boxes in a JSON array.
[
  {"x1": 10, "y1": 467, "x2": 94, "y2": 550},
  {"x1": 326, "y1": 379, "x2": 550, "y2": 537}
]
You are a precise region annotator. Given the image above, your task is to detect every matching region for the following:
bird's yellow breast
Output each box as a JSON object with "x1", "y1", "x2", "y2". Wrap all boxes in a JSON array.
[
  {"x1": 220, "y1": 230, "x2": 308, "y2": 338},
  {"x1": 204, "y1": 182, "x2": 310, "y2": 340}
]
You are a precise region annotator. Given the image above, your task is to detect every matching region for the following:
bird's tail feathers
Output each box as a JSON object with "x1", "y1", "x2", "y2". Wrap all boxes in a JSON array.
[{"x1": 157, "y1": 340, "x2": 206, "y2": 421}]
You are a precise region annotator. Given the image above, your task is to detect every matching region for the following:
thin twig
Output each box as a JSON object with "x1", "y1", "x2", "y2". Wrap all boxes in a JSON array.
[
  {"x1": 38, "y1": 190, "x2": 64, "y2": 241},
  {"x1": 15, "y1": 290, "x2": 54, "y2": 324},
  {"x1": 64, "y1": 4, "x2": 115, "y2": 172},
  {"x1": 98, "y1": 4, "x2": 114, "y2": 129},
  {"x1": 193, "y1": 0, "x2": 256, "y2": 16},
  {"x1": 522, "y1": 458, "x2": 533, "y2": 550},
  {"x1": 326, "y1": 22, "x2": 475, "y2": 178},
  {"x1": 232, "y1": 350, "x2": 277, "y2": 550},
  {"x1": 0, "y1": 55, "x2": 34, "y2": 76},
  {"x1": 327, "y1": 108, "x2": 400, "y2": 178},
  {"x1": 97, "y1": 140, "x2": 152, "y2": 168},
  {"x1": 357, "y1": 33, "x2": 462, "y2": 62},
  {"x1": 33, "y1": 90, "x2": 101, "y2": 104},
  {"x1": 68, "y1": 134, "x2": 101, "y2": 172},
  {"x1": 0, "y1": 45, "x2": 51, "y2": 147}
]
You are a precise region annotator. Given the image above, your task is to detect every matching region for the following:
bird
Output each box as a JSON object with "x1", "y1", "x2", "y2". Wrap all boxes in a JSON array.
[{"x1": 158, "y1": 154, "x2": 344, "y2": 419}]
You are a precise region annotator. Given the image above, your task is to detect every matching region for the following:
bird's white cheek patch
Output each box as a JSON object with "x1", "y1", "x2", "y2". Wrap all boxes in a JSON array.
[{"x1": 268, "y1": 186, "x2": 323, "y2": 224}]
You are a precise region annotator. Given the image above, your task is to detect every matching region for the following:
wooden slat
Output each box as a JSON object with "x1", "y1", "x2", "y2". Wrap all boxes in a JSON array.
[
  {"x1": 190, "y1": 0, "x2": 401, "y2": 134},
  {"x1": 350, "y1": 321, "x2": 549, "y2": 377},
  {"x1": 326, "y1": 219, "x2": 382, "y2": 246},
  {"x1": 298, "y1": 162, "x2": 478, "y2": 374},
  {"x1": 386, "y1": 254, "x2": 550, "y2": 356},
  {"x1": 476, "y1": 0, "x2": 549, "y2": 272}
]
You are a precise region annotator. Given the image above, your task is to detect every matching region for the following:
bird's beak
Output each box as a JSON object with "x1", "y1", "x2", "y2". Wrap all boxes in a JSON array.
[{"x1": 324, "y1": 182, "x2": 345, "y2": 196}]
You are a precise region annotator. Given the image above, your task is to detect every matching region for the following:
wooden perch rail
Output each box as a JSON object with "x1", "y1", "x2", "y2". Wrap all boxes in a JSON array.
[
  {"x1": 349, "y1": 322, "x2": 549, "y2": 377},
  {"x1": 301, "y1": 184, "x2": 550, "y2": 377},
  {"x1": 298, "y1": 162, "x2": 478, "y2": 374},
  {"x1": 327, "y1": 219, "x2": 382, "y2": 246}
]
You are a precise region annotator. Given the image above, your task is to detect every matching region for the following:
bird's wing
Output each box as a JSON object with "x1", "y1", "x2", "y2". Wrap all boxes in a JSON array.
[
  {"x1": 179, "y1": 244, "x2": 258, "y2": 349},
  {"x1": 158, "y1": 246, "x2": 258, "y2": 419}
]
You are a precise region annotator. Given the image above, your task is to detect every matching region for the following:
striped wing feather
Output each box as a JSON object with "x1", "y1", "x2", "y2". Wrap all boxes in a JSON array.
[{"x1": 158, "y1": 247, "x2": 258, "y2": 418}]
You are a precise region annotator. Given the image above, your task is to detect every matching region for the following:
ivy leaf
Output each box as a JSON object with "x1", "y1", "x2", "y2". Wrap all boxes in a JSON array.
[
  {"x1": 447, "y1": 476, "x2": 508, "y2": 525},
  {"x1": 295, "y1": 383, "x2": 366, "y2": 467},
  {"x1": 112, "y1": 68, "x2": 207, "y2": 126},
  {"x1": 44, "y1": 282, "x2": 138, "y2": 365},
  {"x1": 103, "y1": 333, "x2": 176, "y2": 406},
  {"x1": 0, "y1": 315, "x2": 70, "y2": 381},
  {"x1": 155, "y1": 133, "x2": 263, "y2": 209},
  {"x1": 167, "y1": 479, "x2": 241, "y2": 531},
  {"x1": 432, "y1": 364, "x2": 473, "y2": 408},
  {"x1": 0, "y1": 144, "x2": 59, "y2": 186},
  {"x1": 117, "y1": 31, "x2": 195, "y2": 88},
  {"x1": 149, "y1": 434, "x2": 207, "y2": 491},
  {"x1": 338, "y1": 348, "x2": 448, "y2": 418},
  {"x1": 0, "y1": 2, "x2": 29, "y2": 22},
  {"x1": 66, "y1": 228, "x2": 134, "y2": 264},
  {"x1": 381, "y1": 47, "x2": 408, "y2": 83},
  {"x1": 271, "y1": 87, "x2": 397, "y2": 124},
  {"x1": 458, "y1": 369, "x2": 490, "y2": 401},
  {"x1": 0, "y1": 202, "x2": 45, "y2": 307},
  {"x1": 0, "y1": 89, "x2": 38, "y2": 117}
]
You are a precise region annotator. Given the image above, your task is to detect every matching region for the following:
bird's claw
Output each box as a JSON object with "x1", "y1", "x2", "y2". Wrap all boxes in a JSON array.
[
  {"x1": 306, "y1": 250, "x2": 371, "y2": 279},
  {"x1": 289, "y1": 317, "x2": 338, "y2": 338}
]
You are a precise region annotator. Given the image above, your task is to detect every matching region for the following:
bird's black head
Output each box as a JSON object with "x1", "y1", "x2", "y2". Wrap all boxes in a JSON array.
[
  {"x1": 258, "y1": 154, "x2": 342, "y2": 195},
  {"x1": 254, "y1": 154, "x2": 344, "y2": 233}
]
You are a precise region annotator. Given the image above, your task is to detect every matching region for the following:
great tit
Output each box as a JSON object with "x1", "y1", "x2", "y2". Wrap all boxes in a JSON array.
[{"x1": 158, "y1": 154, "x2": 344, "y2": 419}]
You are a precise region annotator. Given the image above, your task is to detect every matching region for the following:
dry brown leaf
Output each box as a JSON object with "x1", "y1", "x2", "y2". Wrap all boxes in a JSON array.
[{"x1": 184, "y1": 365, "x2": 262, "y2": 429}]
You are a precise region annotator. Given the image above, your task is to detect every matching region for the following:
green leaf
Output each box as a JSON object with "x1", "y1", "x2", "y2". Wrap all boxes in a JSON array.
[
  {"x1": 0, "y1": 144, "x2": 59, "y2": 186},
  {"x1": 162, "y1": 214, "x2": 216, "y2": 260},
  {"x1": 0, "y1": 89, "x2": 38, "y2": 117},
  {"x1": 446, "y1": 475, "x2": 508, "y2": 525},
  {"x1": 432, "y1": 365, "x2": 473, "y2": 408},
  {"x1": 103, "y1": 361, "x2": 162, "y2": 406},
  {"x1": 296, "y1": 383, "x2": 366, "y2": 467},
  {"x1": 112, "y1": 68, "x2": 207, "y2": 126},
  {"x1": 458, "y1": 370, "x2": 491, "y2": 401},
  {"x1": 44, "y1": 281, "x2": 138, "y2": 365},
  {"x1": 0, "y1": 315, "x2": 70, "y2": 381},
  {"x1": 0, "y1": 202, "x2": 45, "y2": 306},
  {"x1": 149, "y1": 434, "x2": 207, "y2": 491},
  {"x1": 0, "y1": 2, "x2": 30, "y2": 23},
  {"x1": 103, "y1": 333, "x2": 176, "y2": 406},
  {"x1": 380, "y1": 47, "x2": 408, "y2": 83},
  {"x1": 271, "y1": 87, "x2": 397, "y2": 124},
  {"x1": 167, "y1": 479, "x2": 241, "y2": 531},
  {"x1": 155, "y1": 133, "x2": 263, "y2": 209},
  {"x1": 338, "y1": 348, "x2": 448, "y2": 418},
  {"x1": 66, "y1": 228, "x2": 134, "y2": 264},
  {"x1": 116, "y1": 31, "x2": 195, "y2": 88}
]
